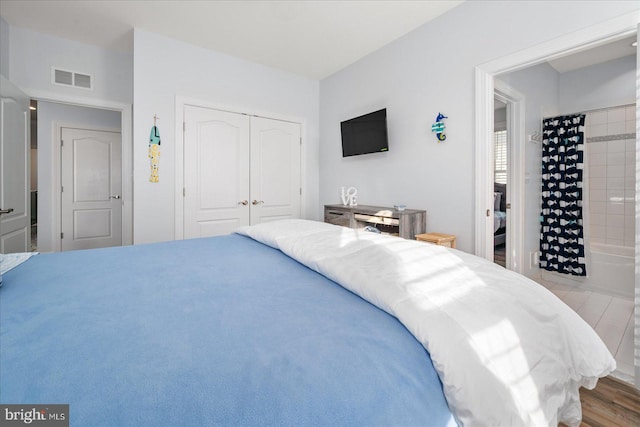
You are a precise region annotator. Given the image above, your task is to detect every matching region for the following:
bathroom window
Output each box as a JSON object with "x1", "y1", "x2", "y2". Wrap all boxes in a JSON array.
[{"x1": 494, "y1": 130, "x2": 507, "y2": 184}]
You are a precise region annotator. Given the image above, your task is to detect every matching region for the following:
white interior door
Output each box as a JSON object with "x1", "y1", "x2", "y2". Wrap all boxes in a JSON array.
[
  {"x1": 250, "y1": 117, "x2": 301, "y2": 224},
  {"x1": 183, "y1": 105, "x2": 250, "y2": 238},
  {"x1": 60, "y1": 127, "x2": 122, "y2": 251},
  {"x1": 0, "y1": 76, "x2": 30, "y2": 254}
]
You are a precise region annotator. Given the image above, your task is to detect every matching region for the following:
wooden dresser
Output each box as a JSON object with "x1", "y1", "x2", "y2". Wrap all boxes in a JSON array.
[{"x1": 324, "y1": 204, "x2": 426, "y2": 240}]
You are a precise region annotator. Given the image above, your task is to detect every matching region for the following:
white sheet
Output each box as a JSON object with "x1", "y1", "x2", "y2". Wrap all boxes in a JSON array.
[
  {"x1": 238, "y1": 220, "x2": 615, "y2": 427},
  {"x1": 0, "y1": 252, "x2": 38, "y2": 275}
]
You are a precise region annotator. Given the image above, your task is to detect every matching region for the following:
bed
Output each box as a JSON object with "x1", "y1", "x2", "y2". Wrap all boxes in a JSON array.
[
  {"x1": 1, "y1": 219, "x2": 615, "y2": 426},
  {"x1": 494, "y1": 182, "x2": 507, "y2": 246}
]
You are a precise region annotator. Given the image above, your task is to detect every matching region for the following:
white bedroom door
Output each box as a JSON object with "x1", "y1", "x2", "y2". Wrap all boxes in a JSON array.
[
  {"x1": 183, "y1": 105, "x2": 250, "y2": 239},
  {"x1": 250, "y1": 117, "x2": 301, "y2": 224},
  {"x1": 0, "y1": 76, "x2": 30, "y2": 254},
  {"x1": 60, "y1": 127, "x2": 122, "y2": 251}
]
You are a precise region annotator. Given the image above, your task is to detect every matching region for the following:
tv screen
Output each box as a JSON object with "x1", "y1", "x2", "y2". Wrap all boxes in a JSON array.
[{"x1": 340, "y1": 108, "x2": 388, "y2": 157}]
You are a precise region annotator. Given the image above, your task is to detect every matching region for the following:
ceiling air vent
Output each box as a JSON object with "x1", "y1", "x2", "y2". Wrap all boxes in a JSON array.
[{"x1": 52, "y1": 67, "x2": 93, "y2": 90}]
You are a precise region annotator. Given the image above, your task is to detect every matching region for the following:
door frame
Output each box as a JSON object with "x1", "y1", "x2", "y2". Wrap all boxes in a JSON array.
[
  {"x1": 474, "y1": 11, "x2": 638, "y2": 260},
  {"x1": 474, "y1": 11, "x2": 639, "y2": 386},
  {"x1": 56, "y1": 124, "x2": 122, "y2": 251},
  {"x1": 174, "y1": 96, "x2": 305, "y2": 240},
  {"x1": 28, "y1": 90, "x2": 132, "y2": 251},
  {"x1": 493, "y1": 80, "x2": 525, "y2": 272}
]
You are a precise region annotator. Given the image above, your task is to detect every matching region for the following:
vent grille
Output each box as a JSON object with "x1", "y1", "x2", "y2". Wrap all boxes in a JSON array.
[
  {"x1": 54, "y1": 69, "x2": 73, "y2": 86},
  {"x1": 52, "y1": 67, "x2": 93, "y2": 90},
  {"x1": 74, "y1": 73, "x2": 92, "y2": 89}
]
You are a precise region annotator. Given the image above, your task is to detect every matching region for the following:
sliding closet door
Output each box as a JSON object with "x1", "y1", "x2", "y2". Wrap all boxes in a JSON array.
[
  {"x1": 250, "y1": 117, "x2": 301, "y2": 224},
  {"x1": 183, "y1": 105, "x2": 250, "y2": 238}
]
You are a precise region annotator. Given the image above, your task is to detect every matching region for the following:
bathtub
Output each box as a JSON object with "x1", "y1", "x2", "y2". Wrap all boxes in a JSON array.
[{"x1": 540, "y1": 243, "x2": 635, "y2": 298}]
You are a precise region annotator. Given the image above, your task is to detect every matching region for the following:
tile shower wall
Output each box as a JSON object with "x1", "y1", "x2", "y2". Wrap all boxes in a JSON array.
[{"x1": 585, "y1": 104, "x2": 636, "y2": 248}]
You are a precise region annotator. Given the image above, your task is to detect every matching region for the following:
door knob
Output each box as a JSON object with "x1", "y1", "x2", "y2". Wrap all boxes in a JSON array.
[
  {"x1": 0, "y1": 208, "x2": 14, "y2": 215},
  {"x1": 252, "y1": 200, "x2": 264, "y2": 205},
  {"x1": 238, "y1": 200, "x2": 248, "y2": 206},
  {"x1": 111, "y1": 195, "x2": 121, "y2": 199}
]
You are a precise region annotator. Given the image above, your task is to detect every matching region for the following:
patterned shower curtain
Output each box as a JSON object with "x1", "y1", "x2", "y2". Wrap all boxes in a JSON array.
[{"x1": 539, "y1": 113, "x2": 587, "y2": 276}]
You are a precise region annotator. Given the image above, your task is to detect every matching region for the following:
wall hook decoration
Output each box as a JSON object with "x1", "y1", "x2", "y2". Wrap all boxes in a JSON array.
[
  {"x1": 529, "y1": 130, "x2": 543, "y2": 143},
  {"x1": 149, "y1": 114, "x2": 161, "y2": 182},
  {"x1": 431, "y1": 112, "x2": 448, "y2": 142}
]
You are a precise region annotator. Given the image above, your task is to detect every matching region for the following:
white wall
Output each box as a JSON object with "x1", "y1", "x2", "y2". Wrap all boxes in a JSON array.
[
  {"x1": 0, "y1": 16, "x2": 9, "y2": 79},
  {"x1": 496, "y1": 63, "x2": 561, "y2": 278},
  {"x1": 494, "y1": 107, "x2": 506, "y2": 129},
  {"x1": 319, "y1": 0, "x2": 639, "y2": 253},
  {"x1": 132, "y1": 29, "x2": 319, "y2": 244},
  {"x1": 559, "y1": 55, "x2": 636, "y2": 114},
  {"x1": 36, "y1": 101, "x2": 121, "y2": 252},
  {"x1": 8, "y1": 26, "x2": 132, "y2": 104}
]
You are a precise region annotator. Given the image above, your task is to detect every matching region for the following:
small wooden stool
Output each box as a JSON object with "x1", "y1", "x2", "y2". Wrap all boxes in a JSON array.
[{"x1": 416, "y1": 232, "x2": 456, "y2": 248}]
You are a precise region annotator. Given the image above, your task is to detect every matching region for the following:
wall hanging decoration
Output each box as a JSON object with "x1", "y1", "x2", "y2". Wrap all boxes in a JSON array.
[
  {"x1": 149, "y1": 115, "x2": 161, "y2": 183},
  {"x1": 431, "y1": 112, "x2": 448, "y2": 142}
]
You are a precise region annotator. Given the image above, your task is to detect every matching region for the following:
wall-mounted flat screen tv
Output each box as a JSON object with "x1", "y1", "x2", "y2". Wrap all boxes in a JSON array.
[{"x1": 340, "y1": 108, "x2": 388, "y2": 157}]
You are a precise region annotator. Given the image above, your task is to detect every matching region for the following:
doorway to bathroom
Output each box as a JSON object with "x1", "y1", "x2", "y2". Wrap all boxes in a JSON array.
[{"x1": 476, "y1": 18, "x2": 638, "y2": 385}]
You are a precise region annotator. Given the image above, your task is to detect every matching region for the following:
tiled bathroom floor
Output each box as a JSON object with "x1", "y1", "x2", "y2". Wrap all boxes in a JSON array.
[{"x1": 536, "y1": 278, "x2": 635, "y2": 383}]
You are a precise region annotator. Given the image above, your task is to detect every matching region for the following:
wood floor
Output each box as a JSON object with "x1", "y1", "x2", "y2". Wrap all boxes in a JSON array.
[
  {"x1": 494, "y1": 243, "x2": 506, "y2": 268},
  {"x1": 562, "y1": 376, "x2": 640, "y2": 427}
]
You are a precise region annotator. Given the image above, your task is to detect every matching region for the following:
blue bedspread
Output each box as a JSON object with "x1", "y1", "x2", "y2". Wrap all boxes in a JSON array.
[{"x1": 1, "y1": 234, "x2": 455, "y2": 426}]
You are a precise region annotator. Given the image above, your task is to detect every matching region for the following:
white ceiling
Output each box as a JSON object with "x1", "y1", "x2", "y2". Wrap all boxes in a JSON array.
[
  {"x1": 0, "y1": 0, "x2": 464, "y2": 80},
  {"x1": 547, "y1": 35, "x2": 637, "y2": 73}
]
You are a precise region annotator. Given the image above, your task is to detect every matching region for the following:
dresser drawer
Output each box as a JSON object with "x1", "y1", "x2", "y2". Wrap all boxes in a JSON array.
[
  {"x1": 354, "y1": 213, "x2": 399, "y2": 226},
  {"x1": 325, "y1": 210, "x2": 351, "y2": 227}
]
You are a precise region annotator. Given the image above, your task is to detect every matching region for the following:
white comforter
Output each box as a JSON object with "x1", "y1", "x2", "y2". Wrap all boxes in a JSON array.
[{"x1": 238, "y1": 219, "x2": 615, "y2": 426}]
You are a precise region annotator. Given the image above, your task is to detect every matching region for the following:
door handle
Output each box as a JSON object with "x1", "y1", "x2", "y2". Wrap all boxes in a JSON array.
[
  {"x1": 238, "y1": 200, "x2": 248, "y2": 206},
  {"x1": 0, "y1": 208, "x2": 14, "y2": 215},
  {"x1": 111, "y1": 195, "x2": 121, "y2": 199},
  {"x1": 252, "y1": 200, "x2": 264, "y2": 205}
]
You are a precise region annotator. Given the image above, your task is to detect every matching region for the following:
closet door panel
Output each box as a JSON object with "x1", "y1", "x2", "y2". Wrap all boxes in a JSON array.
[
  {"x1": 250, "y1": 117, "x2": 301, "y2": 224},
  {"x1": 183, "y1": 106, "x2": 250, "y2": 238}
]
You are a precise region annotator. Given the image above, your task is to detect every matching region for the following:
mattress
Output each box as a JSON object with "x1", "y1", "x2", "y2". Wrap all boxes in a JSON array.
[
  {"x1": 238, "y1": 220, "x2": 615, "y2": 426},
  {"x1": 0, "y1": 233, "x2": 455, "y2": 426}
]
